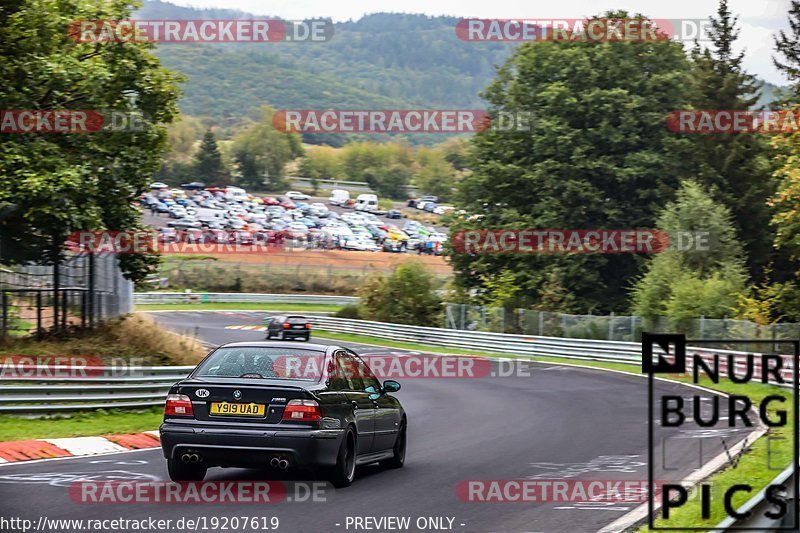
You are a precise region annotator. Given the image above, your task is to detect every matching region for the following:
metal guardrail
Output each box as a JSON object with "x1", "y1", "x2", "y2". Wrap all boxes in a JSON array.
[
  {"x1": 309, "y1": 317, "x2": 796, "y2": 382},
  {"x1": 0, "y1": 366, "x2": 194, "y2": 413},
  {"x1": 713, "y1": 463, "x2": 797, "y2": 530},
  {"x1": 289, "y1": 176, "x2": 418, "y2": 194},
  {"x1": 134, "y1": 292, "x2": 358, "y2": 306}
]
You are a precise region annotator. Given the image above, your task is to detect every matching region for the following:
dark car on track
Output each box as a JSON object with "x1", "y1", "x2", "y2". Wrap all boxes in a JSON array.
[
  {"x1": 264, "y1": 315, "x2": 311, "y2": 341},
  {"x1": 160, "y1": 342, "x2": 406, "y2": 487}
]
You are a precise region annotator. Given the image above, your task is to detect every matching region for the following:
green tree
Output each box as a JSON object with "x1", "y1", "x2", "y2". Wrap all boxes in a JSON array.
[
  {"x1": 0, "y1": 0, "x2": 181, "y2": 281},
  {"x1": 688, "y1": 0, "x2": 774, "y2": 280},
  {"x1": 358, "y1": 262, "x2": 442, "y2": 325},
  {"x1": 631, "y1": 181, "x2": 748, "y2": 324},
  {"x1": 231, "y1": 106, "x2": 302, "y2": 190},
  {"x1": 299, "y1": 146, "x2": 343, "y2": 181},
  {"x1": 436, "y1": 138, "x2": 471, "y2": 172},
  {"x1": 774, "y1": 0, "x2": 800, "y2": 97},
  {"x1": 415, "y1": 147, "x2": 457, "y2": 201},
  {"x1": 364, "y1": 164, "x2": 412, "y2": 199},
  {"x1": 194, "y1": 130, "x2": 230, "y2": 185},
  {"x1": 451, "y1": 11, "x2": 695, "y2": 312}
]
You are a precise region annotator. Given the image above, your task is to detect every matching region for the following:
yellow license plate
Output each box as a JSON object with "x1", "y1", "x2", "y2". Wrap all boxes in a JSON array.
[{"x1": 210, "y1": 402, "x2": 266, "y2": 417}]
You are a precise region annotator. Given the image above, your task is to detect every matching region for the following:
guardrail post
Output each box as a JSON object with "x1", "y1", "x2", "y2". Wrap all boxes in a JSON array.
[
  {"x1": 608, "y1": 311, "x2": 614, "y2": 341},
  {"x1": 1, "y1": 291, "x2": 7, "y2": 337},
  {"x1": 61, "y1": 289, "x2": 68, "y2": 331},
  {"x1": 80, "y1": 291, "x2": 87, "y2": 329},
  {"x1": 36, "y1": 291, "x2": 42, "y2": 338},
  {"x1": 88, "y1": 252, "x2": 95, "y2": 327}
]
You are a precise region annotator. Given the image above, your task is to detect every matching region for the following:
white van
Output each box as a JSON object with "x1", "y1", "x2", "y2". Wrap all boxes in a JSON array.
[
  {"x1": 225, "y1": 186, "x2": 248, "y2": 203},
  {"x1": 354, "y1": 193, "x2": 378, "y2": 212},
  {"x1": 329, "y1": 189, "x2": 350, "y2": 206}
]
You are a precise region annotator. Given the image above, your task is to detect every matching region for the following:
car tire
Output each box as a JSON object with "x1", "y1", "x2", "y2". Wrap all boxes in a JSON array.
[
  {"x1": 381, "y1": 419, "x2": 406, "y2": 469},
  {"x1": 167, "y1": 458, "x2": 207, "y2": 481},
  {"x1": 301, "y1": 335, "x2": 310, "y2": 342},
  {"x1": 327, "y1": 428, "x2": 356, "y2": 488}
]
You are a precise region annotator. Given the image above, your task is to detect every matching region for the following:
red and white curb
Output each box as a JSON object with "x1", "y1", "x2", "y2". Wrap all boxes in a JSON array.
[{"x1": 0, "y1": 431, "x2": 160, "y2": 463}]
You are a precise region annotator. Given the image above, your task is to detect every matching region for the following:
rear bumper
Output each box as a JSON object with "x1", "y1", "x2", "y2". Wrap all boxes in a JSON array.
[
  {"x1": 273, "y1": 329, "x2": 309, "y2": 338},
  {"x1": 160, "y1": 423, "x2": 343, "y2": 468}
]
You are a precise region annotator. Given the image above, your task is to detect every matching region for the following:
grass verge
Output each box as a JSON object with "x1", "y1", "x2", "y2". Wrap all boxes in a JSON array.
[
  {"x1": 136, "y1": 302, "x2": 344, "y2": 313},
  {"x1": 0, "y1": 314, "x2": 206, "y2": 366},
  {"x1": 312, "y1": 329, "x2": 794, "y2": 530},
  {"x1": 0, "y1": 408, "x2": 164, "y2": 441}
]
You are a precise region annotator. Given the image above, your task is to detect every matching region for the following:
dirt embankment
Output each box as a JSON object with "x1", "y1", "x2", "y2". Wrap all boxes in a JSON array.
[{"x1": 166, "y1": 249, "x2": 452, "y2": 275}]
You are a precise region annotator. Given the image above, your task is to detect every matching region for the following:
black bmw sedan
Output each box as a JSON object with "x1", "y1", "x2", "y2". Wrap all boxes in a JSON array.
[{"x1": 160, "y1": 342, "x2": 406, "y2": 487}]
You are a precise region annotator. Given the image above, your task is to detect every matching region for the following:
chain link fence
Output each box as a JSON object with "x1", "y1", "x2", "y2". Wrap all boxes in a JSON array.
[
  {"x1": 444, "y1": 303, "x2": 800, "y2": 342},
  {"x1": 0, "y1": 252, "x2": 133, "y2": 337}
]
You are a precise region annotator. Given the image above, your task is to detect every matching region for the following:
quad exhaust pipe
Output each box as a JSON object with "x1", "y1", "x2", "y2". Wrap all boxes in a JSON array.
[
  {"x1": 270, "y1": 456, "x2": 290, "y2": 470},
  {"x1": 180, "y1": 453, "x2": 202, "y2": 464}
]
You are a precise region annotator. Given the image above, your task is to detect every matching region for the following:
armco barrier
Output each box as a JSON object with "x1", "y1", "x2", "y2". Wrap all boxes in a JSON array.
[
  {"x1": 134, "y1": 292, "x2": 358, "y2": 306},
  {"x1": 713, "y1": 463, "x2": 797, "y2": 530},
  {"x1": 308, "y1": 317, "x2": 797, "y2": 386},
  {"x1": 0, "y1": 366, "x2": 194, "y2": 414}
]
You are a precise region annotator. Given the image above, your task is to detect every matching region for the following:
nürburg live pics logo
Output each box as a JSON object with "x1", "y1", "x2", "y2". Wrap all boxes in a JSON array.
[{"x1": 642, "y1": 332, "x2": 799, "y2": 530}]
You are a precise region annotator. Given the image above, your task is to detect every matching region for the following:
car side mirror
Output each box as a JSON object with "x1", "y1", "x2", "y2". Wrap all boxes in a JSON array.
[{"x1": 382, "y1": 380, "x2": 401, "y2": 393}]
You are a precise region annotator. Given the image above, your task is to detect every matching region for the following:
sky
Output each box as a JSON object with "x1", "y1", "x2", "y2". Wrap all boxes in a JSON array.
[{"x1": 166, "y1": 0, "x2": 794, "y2": 85}]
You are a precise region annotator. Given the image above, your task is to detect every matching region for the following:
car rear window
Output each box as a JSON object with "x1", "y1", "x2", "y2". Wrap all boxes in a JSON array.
[
  {"x1": 194, "y1": 347, "x2": 325, "y2": 381},
  {"x1": 286, "y1": 317, "x2": 308, "y2": 324}
]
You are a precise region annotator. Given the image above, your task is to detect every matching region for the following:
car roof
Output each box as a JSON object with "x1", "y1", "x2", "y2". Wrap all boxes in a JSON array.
[{"x1": 217, "y1": 341, "x2": 337, "y2": 352}]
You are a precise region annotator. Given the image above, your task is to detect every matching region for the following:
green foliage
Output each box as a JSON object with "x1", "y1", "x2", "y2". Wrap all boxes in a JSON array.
[
  {"x1": 415, "y1": 147, "x2": 457, "y2": 201},
  {"x1": 231, "y1": 106, "x2": 302, "y2": 190},
  {"x1": 298, "y1": 146, "x2": 344, "y2": 183},
  {"x1": 687, "y1": 0, "x2": 775, "y2": 280},
  {"x1": 154, "y1": 116, "x2": 205, "y2": 184},
  {"x1": 357, "y1": 262, "x2": 442, "y2": 325},
  {"x1": 334, "y1": 305, "x2": 362, "y2": 319},
  {"x1": 631, "y1": 181, "x2": 748, "y2": 322},
  {"x1": 771, "y1": 110, "x2": 800, "y2": 259},
  {"x1": 774, "y1": 1, "x2": 800, "y2": 97},
  {"x1": 194, "y1": 129, "x2": 230, "y2": 185},
  {"x1": 0, "y1": 0, "x2": 181, "y2": 281},
  {"x1": 451, "y1": 13, "x2": 695, "y2": 312}
]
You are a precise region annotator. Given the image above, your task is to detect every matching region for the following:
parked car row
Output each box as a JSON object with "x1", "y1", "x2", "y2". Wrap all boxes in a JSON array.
[
  {"x1": 140, "y1": 186, "x2": 446, "y2": 254},
  {"x1": 406, "y1": 195, "x2": 455, "y2": 216}
]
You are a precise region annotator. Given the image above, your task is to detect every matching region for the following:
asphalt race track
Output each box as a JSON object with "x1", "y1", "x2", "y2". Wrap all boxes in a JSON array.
[{"x1": 0, "y1": 311, "x2": 753, "y2": 533}]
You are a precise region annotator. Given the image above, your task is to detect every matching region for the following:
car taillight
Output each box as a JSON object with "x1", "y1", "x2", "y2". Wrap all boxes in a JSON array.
[
  {"x1": 282, "y1": 399, "x2": 321, "y2": 421},
  {"x1": 283, "y1": 323, "x2": 290, "y2": 329},
  {"x1": 305, "y1": 323, "x2": 312, "y2": 329},
  {"x1": 165, "y1": 394, "x2": 194, "y2": 417}
]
